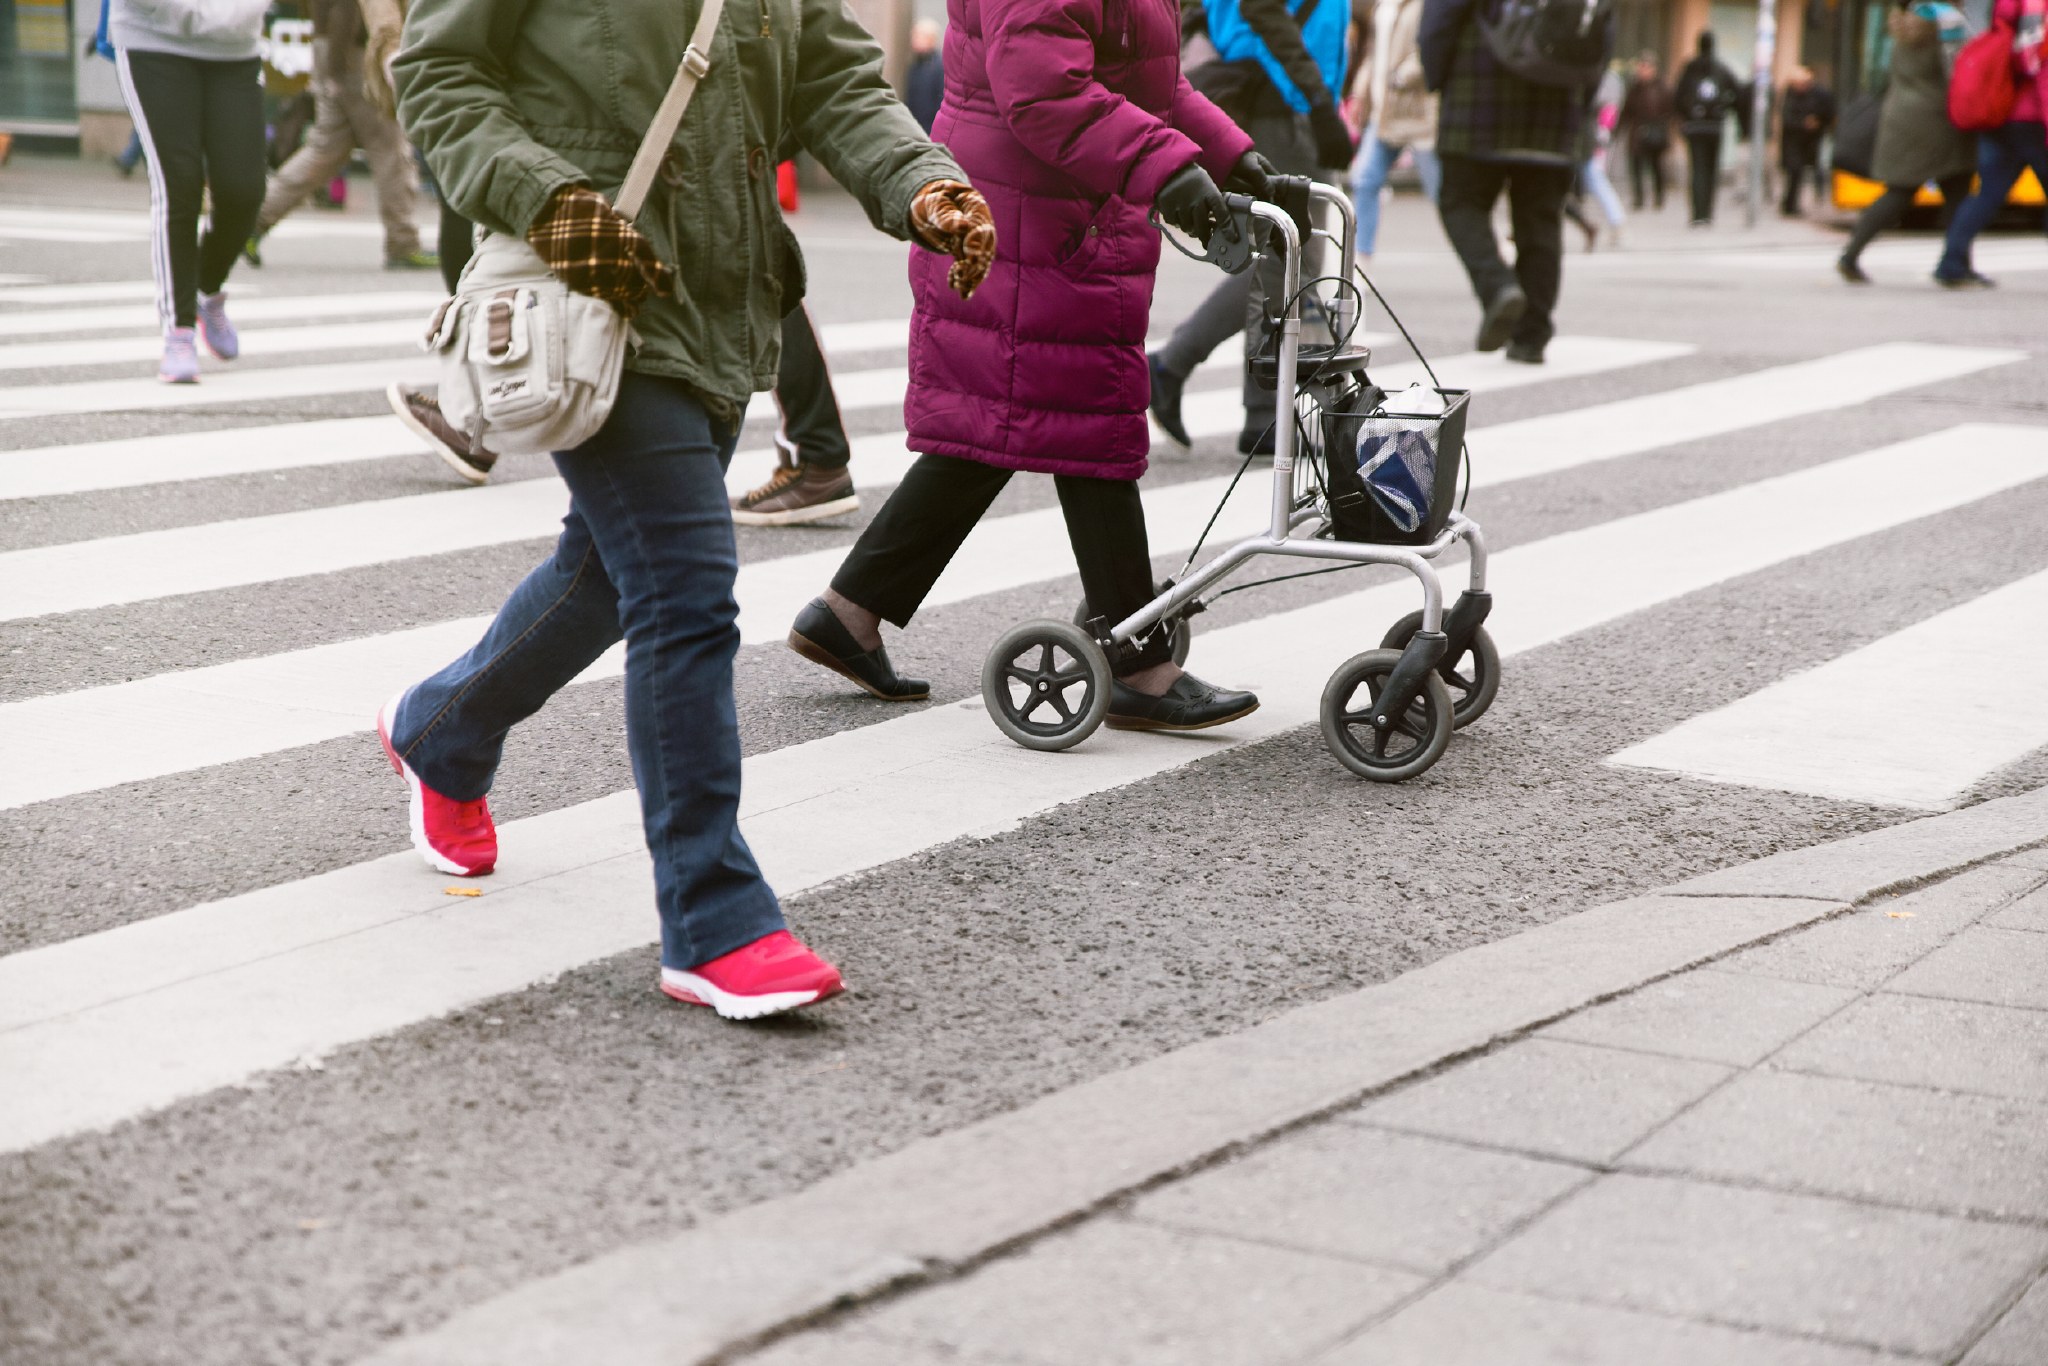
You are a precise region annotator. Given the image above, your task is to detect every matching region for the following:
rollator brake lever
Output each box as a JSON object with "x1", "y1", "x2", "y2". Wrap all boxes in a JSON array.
[{"x1": 1151, "y1": 195, "x2": 1256, "y2": 275}]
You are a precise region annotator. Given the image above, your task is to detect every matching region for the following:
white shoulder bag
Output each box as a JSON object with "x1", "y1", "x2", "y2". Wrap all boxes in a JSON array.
[{"x1": 427, "y1": 0, "x2": 726, "y2": 456}]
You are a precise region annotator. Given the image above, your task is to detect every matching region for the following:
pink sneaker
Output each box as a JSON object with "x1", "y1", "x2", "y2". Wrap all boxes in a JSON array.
[
  {"x1": 659, "y1": 931, "x2": 845, "y2": 1019},
  {"x1": 377, "y1": 694, "x2": 496, "y2": 876}
]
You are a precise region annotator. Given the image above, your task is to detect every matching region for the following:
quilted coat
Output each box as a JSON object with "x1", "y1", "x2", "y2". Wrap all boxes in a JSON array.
[{"x1": 903, "y1": 0, "x2": 1254, "y2": 478}]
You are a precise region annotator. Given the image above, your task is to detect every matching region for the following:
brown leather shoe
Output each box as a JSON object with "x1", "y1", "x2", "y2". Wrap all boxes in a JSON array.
[
  {"x1": 731, "y1": 453, "x2": 859, "y2": 526},
  {"x1": 388, "y1": 382, "x2": 497, "y2": 485}
]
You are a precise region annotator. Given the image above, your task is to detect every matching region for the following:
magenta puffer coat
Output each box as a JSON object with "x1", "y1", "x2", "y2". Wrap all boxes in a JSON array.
[{"x1": 903, "y1": 0, "x2": 1255, "y2": 479}]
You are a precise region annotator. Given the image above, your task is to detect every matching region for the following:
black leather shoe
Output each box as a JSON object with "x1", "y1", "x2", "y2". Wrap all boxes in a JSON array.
[
  {"x1": 788, "y1": 598, "x2": 929, "y2": 701},
  {"x1": 1106, "y1": 672, "x2": 1260, "y2": 732},
  {"x1": 1237, "y1": 424, "x2": 1276, "y2": 457},
  {"x1": 1148, "y1": 352, "x2": 1192, "y2": 447},
  {"x1": 1504, "y1": 340, "x2": 1546, "y2": 365},
  {"x1": 1475, "y1": 285, "x2": 1527, "y2": 352}
]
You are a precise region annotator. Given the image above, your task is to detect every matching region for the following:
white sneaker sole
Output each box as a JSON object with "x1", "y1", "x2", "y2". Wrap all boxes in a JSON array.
[
  {"x1": 378, "y1": 694, "x2": 491, "y2": 877},
  {"x1": 729, "y1": 492, "x2": 860, "y2": 527},
  {"x1": 658, "y1": 967, "x2": 840, "y2": 1020},
  {"x1": 388, "y1": 381, "x2": 490, "y2": 486}
]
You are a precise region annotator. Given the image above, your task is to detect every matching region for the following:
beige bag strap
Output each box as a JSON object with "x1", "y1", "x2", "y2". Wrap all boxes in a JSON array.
[{"x1": 614, "y1": 0, "x2": 728, "y2": 221}]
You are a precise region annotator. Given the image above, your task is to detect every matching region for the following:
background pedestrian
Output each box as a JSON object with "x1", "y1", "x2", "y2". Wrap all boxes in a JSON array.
[
  {"x1": 1619, "y1": 50, "x2": 1672, "y2": 209},
  {"x1": 1349, "y1": 0, "x2": 1441, "y2": 263},
  {"x1": 729, "y1": 307, "x2": 863, "y2": 525},
  {"x1": 1933, "y1": 0, "x2": 2048, "y2": 287},
  {"x1": 1150, "y1": 0, "x2": 1353, "y2": 456},
  {"x1": 106, "y1": 0, "x2": 268, "y2": 383},
  {"x1": 1778, "y1": 64, "x2": 1835, "y2": 215},
  {"x1": 1420, "y1": 0, "x2": 1606, "y2": 364},
  {"x1": 905, "y1": 17, "x2": 945, "y2": 133},
  {"x1": 1673, "y1": 31, "x2": 1741, "y2": 225},
  {"x1": 1838, "y1": 0, "x2": 1975, "y2": 283},
  {"x1": 247, "y1": 0, "x2": 437, "y2": 272}
]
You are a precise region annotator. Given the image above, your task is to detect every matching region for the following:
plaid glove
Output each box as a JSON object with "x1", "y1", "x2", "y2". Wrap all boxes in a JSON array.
[
  {"x1": 525, "y1": 186, "x2": 675, "y2": 318},
  {"x1": 909, "y1": 180, "x2": 996, "y2": 299}
]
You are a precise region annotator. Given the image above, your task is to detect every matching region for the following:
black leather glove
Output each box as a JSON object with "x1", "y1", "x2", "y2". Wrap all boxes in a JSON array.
[
  {"x1": 1224, "y1": 150, "x2": 1277, "y2": 198},
  {"x1": 1155, "y1": 163, "x2": 1231, "y2": 242},
  {"x1": 1309, "y1": 102, "x2": 1357, "y2": 170}
]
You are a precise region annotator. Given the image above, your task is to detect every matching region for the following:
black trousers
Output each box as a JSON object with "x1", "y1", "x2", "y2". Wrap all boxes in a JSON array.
[
  {"x1": 1779, "y1": 134, "x2": 1825, "y2": 213},
  {"x1": 775, "y1": 306, "x2": 850, "y2": 470},
  {"x1": 831, "y1": 453, "x2": 1171, "y2": 674},
  {"x1": 1436, "y1": 154, "x2": 1571, "y2": 350},
  {"x1": 1628, "y1": 138, "x2": 1666, "y2": 208},
  {"x1": 437, "y1": 200, "x2": 474, "y2": 294},
  {"x1": 1843, "y1": 174, "x2": 1976, "y2": 262},
  {"x1": 116, "y1": 50, "x2": 267, "y2": 329},
  {"x1": 1684, "y1": 130, "x2": 1723, "y2": 222}
]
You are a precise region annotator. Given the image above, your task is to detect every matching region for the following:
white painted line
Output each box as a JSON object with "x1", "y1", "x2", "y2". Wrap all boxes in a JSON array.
[
  {"x1": 0, "y1": 357, "x2": 438, "y2": 421},
  {"x1": 1611, "y1": 519, "x2": 2048, "y2": 810},
  {"x1": 0, "y1": 318, "x2": 426, "y2": 374},
  {"x1": 3, "y1": 424, "x2": 2045, "y2": 1152},
  {"x1": 1463, "y1": 342, "x2": 2027, "y2": 487},
  {"x1": 0, "y1": 334, "x2": 1619, "y2": 620},
  {"x1": 0, "y1": 416, "x2": 422, "y2": 501},
  {"x1": 0, "y1": 291, "x2": 442, "y2": 339},
  {"x1": 0, "y1": 280, "x2": 203, "y2": 306},
  {"x1": 0, "y1": 227, "x2": 139, "y2": 244}
]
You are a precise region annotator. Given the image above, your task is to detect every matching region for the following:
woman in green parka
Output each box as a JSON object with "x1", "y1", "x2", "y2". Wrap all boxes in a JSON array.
[{"x1": 376, "y1": 0, "x2": 995, "y2": 1019}]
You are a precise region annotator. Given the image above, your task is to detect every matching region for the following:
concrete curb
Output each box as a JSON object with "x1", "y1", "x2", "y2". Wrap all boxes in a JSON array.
[{"x1": 358, "y1": 787, "x2": 2048, "y2": 1366}]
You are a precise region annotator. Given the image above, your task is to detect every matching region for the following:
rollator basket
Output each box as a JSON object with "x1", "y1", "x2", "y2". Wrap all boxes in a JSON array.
[{"x1": 1321, "y1": 388, "x2": 1470, "y2": 547}]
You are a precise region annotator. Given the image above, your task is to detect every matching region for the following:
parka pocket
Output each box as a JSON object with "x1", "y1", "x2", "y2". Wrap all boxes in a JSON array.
[{"x1": 1053, "y1": 196, "x2": 1121, "y2": 273}]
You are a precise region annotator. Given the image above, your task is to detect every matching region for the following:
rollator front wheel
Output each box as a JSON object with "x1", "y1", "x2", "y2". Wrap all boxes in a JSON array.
[
  {"x1": 983, "y1": 620, "x2": 1112, "y2": 752},
  {"x1": 1320, "y1": 648, "x2": 1455, "y2": 782},
  {"x1": 1072, "y1": 588, "x2": 1191, "y2": 667},
  {"x1": 1381, "y1": 610, "x2": 1500, "y2": 729}
]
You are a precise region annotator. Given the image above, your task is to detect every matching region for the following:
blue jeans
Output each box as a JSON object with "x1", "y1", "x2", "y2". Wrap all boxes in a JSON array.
[
  {"x1": 1936, "y1": 121, "x2": 2048, "y2": 281},
  {"x1": 388, "y1": 371, "x2": 784, "y2": 971},
  {"x1": 1351, "y1": 128, "x2": 1443, "y2": 258}
]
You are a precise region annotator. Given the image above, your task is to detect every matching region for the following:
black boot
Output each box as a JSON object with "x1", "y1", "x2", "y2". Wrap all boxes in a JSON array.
[
  {"x1": 788, "y1": 598, "x2": 929, "y2": 701},
  {"x1": 1148, "y1": 352, "x2": 1192, "y2": 447}
]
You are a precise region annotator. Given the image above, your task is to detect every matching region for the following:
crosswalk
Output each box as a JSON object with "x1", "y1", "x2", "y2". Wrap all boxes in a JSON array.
[{"x1": 0, "y1": 264, "x2": 2043, "y2": 1163}]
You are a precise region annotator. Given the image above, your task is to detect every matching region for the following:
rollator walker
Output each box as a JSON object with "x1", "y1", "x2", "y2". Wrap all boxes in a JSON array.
[{"x1": 978, "y1": 177, "x2": 1499, "y2": 782}]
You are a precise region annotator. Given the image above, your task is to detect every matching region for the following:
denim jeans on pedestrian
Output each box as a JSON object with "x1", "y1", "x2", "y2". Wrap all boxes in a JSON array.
[
  {"x1": 1351, "y1": 126, "x2": 1443, "y2": 258},
  {"x1": 1936, "y1": 121, "x2": 2048, "y2": 281},
  {"x1": 387, "y1": 370, "x2": 784, "y2": 972}
]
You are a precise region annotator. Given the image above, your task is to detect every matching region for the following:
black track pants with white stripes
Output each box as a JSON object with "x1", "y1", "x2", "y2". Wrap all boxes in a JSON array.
[{"x1": 116, "y1": 51, "x2": 266, "y2": 330}]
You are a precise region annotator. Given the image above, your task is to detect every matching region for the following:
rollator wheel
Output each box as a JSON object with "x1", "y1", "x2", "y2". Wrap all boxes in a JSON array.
[
  {"x1": 1072, "y1": 587, "x2": 1191, "y2": 667},
  {"x1": 1381, "y1": 610, "x2": 1501, "y2": 730},
  {"x1": 983, "y1": 619, "x2": 1112, "y2": 752},
  {"x1": 1320, "y1": 648, "x2": 1455, "y2": 782}
]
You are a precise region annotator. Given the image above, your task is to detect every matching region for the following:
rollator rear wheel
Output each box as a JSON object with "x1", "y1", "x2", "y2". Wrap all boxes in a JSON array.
[
  {"x1": 1381, "y1": 610, "x2": 1500, "y2": 729},
  {"x1": 1321, "y1": 648, "x2": 1455, "y2": 782},
  {"x1": 983, "y1": 620, "x2": 1112, "y2": 752},
  {"x1": 1072, "y1": 588, "x2": 1191, "y2": 667}
]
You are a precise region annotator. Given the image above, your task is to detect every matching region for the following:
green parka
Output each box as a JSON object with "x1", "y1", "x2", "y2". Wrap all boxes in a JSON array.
[{"x1": 394, "y1": 0, "x2": 963, "y2": 414}]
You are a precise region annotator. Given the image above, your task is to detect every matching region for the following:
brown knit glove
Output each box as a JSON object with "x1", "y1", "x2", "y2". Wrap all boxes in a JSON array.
[
  {"x1": 525, "y1": 185, "x2": 675, "y2": 318},
  {"x1": 909, "y1": 179, "x2": 996, "y2": 299}
]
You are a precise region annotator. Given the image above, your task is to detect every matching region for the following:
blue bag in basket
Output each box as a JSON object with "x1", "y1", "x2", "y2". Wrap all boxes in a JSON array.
[{"x1": 1354, "y1": 427, "x2": 1438, "y2": 534}]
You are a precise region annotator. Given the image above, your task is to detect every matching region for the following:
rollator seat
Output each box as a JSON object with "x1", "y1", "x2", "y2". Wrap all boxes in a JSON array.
[{"x1": 1249, "y1": 342, "x2": 1371, "y2": 391}]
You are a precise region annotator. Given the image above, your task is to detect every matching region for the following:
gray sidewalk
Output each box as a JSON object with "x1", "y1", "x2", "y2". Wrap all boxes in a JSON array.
[
  {"x1": 742, "y1": 854, "x2": 2048, "y2": 1366},
  {"x1": 365, "y1": 789, "x2": 2048, "y2": 1366}
]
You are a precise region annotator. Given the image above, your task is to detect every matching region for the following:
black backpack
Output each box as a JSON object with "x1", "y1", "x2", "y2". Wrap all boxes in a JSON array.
[{"x1": 1478, "y1": 0, "x2": 1613, "y2": 88}]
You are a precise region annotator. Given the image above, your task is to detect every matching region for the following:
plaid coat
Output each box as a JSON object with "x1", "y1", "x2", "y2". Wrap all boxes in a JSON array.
[{"x1": 1420, "y1": 0, "x2": 1595, "y2": 164}]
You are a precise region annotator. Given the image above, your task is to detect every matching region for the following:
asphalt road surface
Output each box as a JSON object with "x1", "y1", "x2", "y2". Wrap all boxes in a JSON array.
[{"x1": 1, "y1": 155, "x2": 2045, "y2": 1365}]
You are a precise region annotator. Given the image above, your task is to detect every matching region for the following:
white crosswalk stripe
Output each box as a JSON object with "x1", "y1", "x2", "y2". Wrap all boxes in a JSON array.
[
  {"x1": 5, "y1": 422, "x2": 2046, "y2": 1153},
  {"x1": 1610, "y1": 533, "x2": 2048, "y2": 810},
  {"x1": 0, "y1": 290, "x2": 440, "y2": 339}
]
